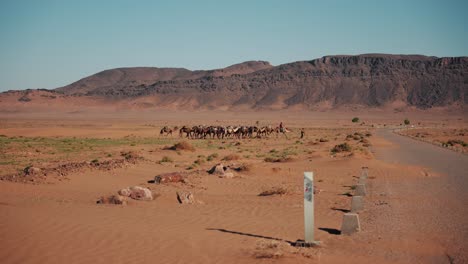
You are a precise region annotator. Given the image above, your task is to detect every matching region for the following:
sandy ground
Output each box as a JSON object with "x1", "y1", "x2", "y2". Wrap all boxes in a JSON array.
[{"x1": 0, "y1": 110, "x2": 466, "y2": 263}]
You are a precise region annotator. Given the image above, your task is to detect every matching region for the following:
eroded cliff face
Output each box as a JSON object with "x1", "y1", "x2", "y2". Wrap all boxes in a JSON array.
[{"x1": 37, "y1": 54, "x2": 468, "y2": 110}]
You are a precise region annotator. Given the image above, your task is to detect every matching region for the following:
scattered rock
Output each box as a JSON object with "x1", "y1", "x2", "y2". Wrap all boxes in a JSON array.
[
  {"x1": 119, "y1": 186, "x2": 153, "y2": 201},
  {"x1": 314, "y1": 186, "x2": 322, "y2": 194},
  {"x1": 222, "y1": 172, "x2": 235, "y2": 178},
  {"x1": 176, "y1": 191, "x2": 194, "y2": 204},
  {"x1": 208, "y1": 163, "x2": 227, "y2": 175},
  {"x1": 97, "y1": 195, "x2": 127, "y2": 205},
  {"x1": 1, "y1": 155, "x2": 142, "y2": 184},
  {"x1": 24, "y1": 166, "x2": 41, "y2": 175},
  {"x1": 117, "y1": 188, "x2": 132, "y2": 197},
  {"x1": 208, "y1": 163, "x2": 235, "y2": 178},
  {"x1": 154, "y1": 172, "x2": 185, "y2": 184}
]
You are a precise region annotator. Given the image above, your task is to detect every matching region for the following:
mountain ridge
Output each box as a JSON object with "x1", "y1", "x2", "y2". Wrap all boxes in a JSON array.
[{"x1": 3, "y1": 54, "x2": 467, "y2": 110}]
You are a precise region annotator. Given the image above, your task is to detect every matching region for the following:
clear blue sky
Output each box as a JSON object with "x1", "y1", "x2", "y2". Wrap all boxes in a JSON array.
[{"x1": 0, "y1": 0, "x2": 467, "y2": 91}]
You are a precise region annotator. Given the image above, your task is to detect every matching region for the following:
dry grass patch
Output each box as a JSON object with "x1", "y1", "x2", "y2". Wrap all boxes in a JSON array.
[
  {"x1": 331, "y1": 142, "x2": 352, "y2": 153},
  {"x1": 165, "y1": 141, "x2": 195, "y2": 152},
  {"x1": 271, "y1": 167, "x2": 282, "y2": 172},
  {"x1": 258, "y1": 186, "x2": 288, "y2": 196},
  {"x1": 253, "y1": 239, "x2": 287, "y2": 259},
  {"x1": 234, "y1": 163, "x2": 252, "y2": 172},
  {"x1": 222, "y1": 154, "x2": 241, "y2": 161},
  {"x1": 264, "y1": 156, "x2": 293, "y2": 163}
]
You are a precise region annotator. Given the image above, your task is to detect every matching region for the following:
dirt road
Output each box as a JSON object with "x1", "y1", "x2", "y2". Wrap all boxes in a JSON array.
[{"x1": 372, "y1": 129, "x2": 468, "y2": 263}]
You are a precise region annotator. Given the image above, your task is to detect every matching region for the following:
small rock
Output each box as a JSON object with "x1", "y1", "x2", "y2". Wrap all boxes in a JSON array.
[
  {"x1": 118, "y1": 186, "x2": 153, "y2": 201},
  {"x1": 314, "y1": 186, "x2": 322, "y2": 194},
  {"x1": 25, "y1": 166, "x2": 41, "y2": 175},
  {"x1": 129, "y1": 186, "x2": 153, "y2": 200},
  {"x1": 220, "y1": 172, "x2": 235, "y2": 178},
  {"x1": 208, "y1": 163, "x2": 227, "y2": 175},
  {"x1": 154, "y1": 172, "x2": 185, "y2": 184},
  {"x1": 208, "y1": 163, "x2": 235, "y2": 178},
  {"x1": 118, "y1": 188, "x2": 132, "y2": 197},
  {"x1": 97, "y1": 195, "x2": 127, "y2": 205},
  {"x1": 176, "y1": 191, "x2": 194, "y2": 204}
]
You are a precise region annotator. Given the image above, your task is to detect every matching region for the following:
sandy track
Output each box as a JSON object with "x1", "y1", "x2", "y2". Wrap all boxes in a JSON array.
[{"x1": 372, "y1": 129, "x2": 468, "y2": 263}]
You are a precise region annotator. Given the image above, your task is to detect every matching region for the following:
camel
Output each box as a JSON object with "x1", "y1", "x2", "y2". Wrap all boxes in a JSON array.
[
  {"x1": 160, "y1": 126, "x2": 173, "y2": 137},
  {"x1": 179, "y1": 126, "x2": 192, "y2": 138},
  {"x1": 275, "y1": 126, "x2": 291, "y2": 139}
]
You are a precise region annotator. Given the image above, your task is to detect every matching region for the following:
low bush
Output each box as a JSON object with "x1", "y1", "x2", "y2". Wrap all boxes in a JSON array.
[{"x1": 331, "y1": 143, "x2": 352, "y2": 153}]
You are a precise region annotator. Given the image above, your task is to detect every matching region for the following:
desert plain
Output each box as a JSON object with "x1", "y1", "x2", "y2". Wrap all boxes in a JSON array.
[{"x1": 0, "y1": 109, "x2": 467, "y2": 264}]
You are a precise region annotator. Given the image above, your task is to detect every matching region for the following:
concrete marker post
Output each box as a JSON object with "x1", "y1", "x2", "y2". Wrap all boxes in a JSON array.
[
  {"x1": 355, "y1": 184, "x2": 367, "y2": 196},
  {"x1": 361, "y1": 166, "x2": 369, "y2": 179},
  {"x1": 358, "y1": 177, "x2": 366, "y2": 185},
  {"x1": 350, "y1": 195, "x2": 364, "y2": 212},
  {"x1": 341, "y1": 213, "x2": 361, "y2": 235},
  {"x1": 296, "y1": 172, "x2": 320, "y2": 247}
]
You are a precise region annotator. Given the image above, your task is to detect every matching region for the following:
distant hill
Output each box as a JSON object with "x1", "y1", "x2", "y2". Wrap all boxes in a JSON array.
[
  {"x1": 55, "y1": 61, "x2": 273, "y2": 96},
  {"x1": 2, "y1": 54, "x2": 467, "y2": 111}
]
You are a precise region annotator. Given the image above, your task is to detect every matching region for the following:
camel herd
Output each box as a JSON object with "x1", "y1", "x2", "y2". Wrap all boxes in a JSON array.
[{"x1": 160, "y1": 125, "x2": 291, "y2": 139}]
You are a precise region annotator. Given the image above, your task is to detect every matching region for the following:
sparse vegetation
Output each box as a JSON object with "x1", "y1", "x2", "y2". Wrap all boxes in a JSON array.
[
  {"x1": 443, "y1": 139, "x2": 467, "y2": 147},
  {"x1": 166, "y1": 141, "x2": 195, "y2": 151},
  {"x1": 404, "y1": 118, "x2": 410, "y2": 125},
  {"x1": 264, "y1": 156, "x2": 292, "y2": 163},
  {"x1": 194, "y1": 158, "x2": 205, "y2": 165},
  {"x1": 253, "y1": 239, "x2": 285, "y2": 259},
  {"x1": 234, "y1": 163, "x2": 252, "y2": 172},
  {"x1": 160, "y1": 156, "x2": 173, "y2": 163},
  {"x1": 352, "y1": 117, "x2": 360, "y2": 123},
  {"x1": 206, "y1": 153, "x2": 219, "y2": 161},
  {"x1": 331, "y1": 143, "x2": 352, "y2": 153},
  {"x1": 258, "y1": 187, "x2": 288, "y2": 196},
  {"x1": 222, "y1": 154, "x2": 240, "y2": 161}
]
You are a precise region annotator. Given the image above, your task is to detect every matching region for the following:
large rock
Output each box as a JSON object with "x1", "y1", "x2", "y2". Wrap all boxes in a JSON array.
[
  {"x1": 154, "y1": 172, "x2": 185, "y2": 184},
  {"x1": 118, "y1": 186, "x2": 153, "y2": 201}
]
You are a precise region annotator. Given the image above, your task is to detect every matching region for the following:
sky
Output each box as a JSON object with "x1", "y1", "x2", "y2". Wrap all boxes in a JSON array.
[{"x1": 0, "y1": 0, "x2": 467, "y2": 91}]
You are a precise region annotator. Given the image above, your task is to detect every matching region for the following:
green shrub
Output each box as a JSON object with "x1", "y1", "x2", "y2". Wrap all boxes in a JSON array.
[{"x1": 352, "y1": 117, "x2": 359, "y2": 123}]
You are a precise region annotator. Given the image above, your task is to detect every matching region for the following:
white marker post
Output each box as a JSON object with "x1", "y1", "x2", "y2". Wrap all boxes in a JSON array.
[{"x1": 302, "y1": 172, "x2": 320, "y2": 246}]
